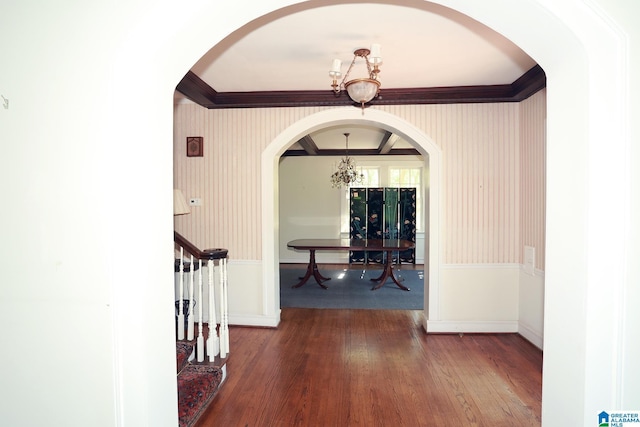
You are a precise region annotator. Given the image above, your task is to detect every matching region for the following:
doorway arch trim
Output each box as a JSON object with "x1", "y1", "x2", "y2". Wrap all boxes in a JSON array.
[{"x1": 261, "y1": 107, "x2": 442, "y2": 327}]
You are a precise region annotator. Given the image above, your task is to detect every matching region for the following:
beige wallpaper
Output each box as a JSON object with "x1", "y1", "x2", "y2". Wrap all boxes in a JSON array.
[
  {"x1": 519, "y1": 89, "x2": 547, "y2": 270},
  {"x1": 174, "y1": 92, "x2": 546, "y2": 269},
  {"x1": 173, "y1": 105, "x2": 326, "y2": 259},
  {"x1": 380, "y1": 103, "x2": 521, "y2": 264}
]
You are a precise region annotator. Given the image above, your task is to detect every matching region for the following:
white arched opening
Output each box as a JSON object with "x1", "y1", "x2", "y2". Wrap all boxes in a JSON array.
[
  {"x1": 34, "y1": 1, "x2": 624, "y2": 426},
  {"x1": 163, "y1": 1, "x2": 631, "y2": 425},
  {"x1": 2, "y1": 0, "x2": 633, "y2": 426},
  {"x1": 261, "y1": 108, "x2": 442, "y2": 327}
]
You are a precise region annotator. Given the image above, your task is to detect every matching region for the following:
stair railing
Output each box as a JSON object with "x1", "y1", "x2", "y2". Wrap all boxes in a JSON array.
[{"x1": 174, "y1": 231, "x2": 229, "y2": 361}]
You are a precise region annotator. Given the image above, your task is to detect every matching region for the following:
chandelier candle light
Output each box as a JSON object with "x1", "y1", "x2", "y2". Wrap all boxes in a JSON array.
[
  {"x1": 330, "y1": 133, "x2": 365, "y2": 188},
  {"x1": 330, "y1": 44, "x2": 382, "y2": 110}
]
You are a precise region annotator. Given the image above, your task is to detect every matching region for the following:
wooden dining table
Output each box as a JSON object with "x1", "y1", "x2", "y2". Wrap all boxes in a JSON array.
[{"x1": 286, "y1": 238, "x2": 415, "y2": 291}]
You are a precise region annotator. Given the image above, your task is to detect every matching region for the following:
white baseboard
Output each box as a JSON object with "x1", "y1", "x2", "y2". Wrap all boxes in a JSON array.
[
  {"x1": 229, "y1": 313, "x2": 280, "y2": 328},
  {"x1": 518, "y1": 321, "x2": 544, "y2": 349},
  {"x1": 425, "y1": 319, "x2": 519, "y2": 333}
]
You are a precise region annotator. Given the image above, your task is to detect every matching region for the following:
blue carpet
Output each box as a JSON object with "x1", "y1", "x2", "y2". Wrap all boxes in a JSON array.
[{"x1": 280, "y1": 267, "x2": 424, "y2": 310}]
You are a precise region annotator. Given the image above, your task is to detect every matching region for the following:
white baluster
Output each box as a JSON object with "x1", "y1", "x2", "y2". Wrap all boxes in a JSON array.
[
  {"x1": 177, "y1": 247, "x2": 185, "y2": 340},
  {"x1": 225, "y1": 257, "x2": 230, "y2": 355},
  {"x1": 196, "y1": 259, "x2": 205, "y2": 362},
  {"x1": 187, "y1": 254, "x2": 195, "y2": 341},
  {"x1": 218, "y1": 257, "x2": 224, "y2": 357},
  {"x1": 207, "y1": 259, "x2": 219, "y2": 361},
  {"x1": 220, "y1": 257, "x2": 229, "y2": 358}
]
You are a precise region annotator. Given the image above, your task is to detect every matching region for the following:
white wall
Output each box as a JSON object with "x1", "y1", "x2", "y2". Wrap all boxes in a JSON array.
[
  {"x1": 2, "y1": 1, "x2": 638, "y2": 427},
  {"x1": 0, "y1": 2, "x2": 173, "y2": 426},
  {"x1": 433, "y1": 264, "x2": 521, "y2": 332},
  {"x1": 519, "y1": 268, "x2": 545, "y2": 349},
  {"x1": 279, "y1": 155, "x2": 343, "y2": 262}
]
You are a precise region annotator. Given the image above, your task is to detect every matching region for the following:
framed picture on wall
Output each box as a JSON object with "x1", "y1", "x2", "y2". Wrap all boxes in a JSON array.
[{"x1": 186, "y1": 136, "x2": 203, "y2": 157}]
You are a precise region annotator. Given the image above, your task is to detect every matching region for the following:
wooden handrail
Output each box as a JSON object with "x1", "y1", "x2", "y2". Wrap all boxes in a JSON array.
[
  {"x1": 174, "y1": 231, "x2": 229, "y2": 261},
  {"x1": 174, "y1": 231, "x2": 204, "y2": 259}
]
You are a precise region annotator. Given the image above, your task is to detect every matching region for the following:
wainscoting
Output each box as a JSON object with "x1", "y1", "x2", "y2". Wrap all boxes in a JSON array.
[{"x1": 222, "y1": 260, "x2": 544, "y2": 350}]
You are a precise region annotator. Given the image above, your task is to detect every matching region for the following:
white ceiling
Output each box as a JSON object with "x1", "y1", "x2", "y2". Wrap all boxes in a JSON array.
[{"x1": 183, "y1": 2, "x2": 537, "y2": 151}]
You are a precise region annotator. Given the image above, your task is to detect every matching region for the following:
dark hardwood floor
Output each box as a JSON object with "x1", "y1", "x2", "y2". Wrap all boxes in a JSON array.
[{"x1": 197, "y1": 308, "x2": 542, "y2": 427}]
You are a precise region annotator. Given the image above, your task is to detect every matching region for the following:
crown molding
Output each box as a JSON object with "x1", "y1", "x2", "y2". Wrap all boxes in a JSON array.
[{"x1": 176, "y1": 65, "x2": 546, "y2": 109}]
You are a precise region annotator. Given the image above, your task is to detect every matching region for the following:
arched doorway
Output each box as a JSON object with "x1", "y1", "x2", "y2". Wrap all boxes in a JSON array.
[
  {"x1": 3, "y1": 1, "x2": 632, "y2": 426},
  {"x1": 261, "y1": 108, "x2": 442, "y2": 329},
  {"x1": 165, "y1": 2, "x2": 629, "y2": 425}
]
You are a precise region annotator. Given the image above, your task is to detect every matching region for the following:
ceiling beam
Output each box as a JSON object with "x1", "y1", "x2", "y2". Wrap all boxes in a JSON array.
[
  {"x1": 297, "y1": 135, "x2": 319, "y2": 155},
  {"x1": 281, "y1": 148, "x2": 421, "y2": 157},
  {"x1": 377, "y1": 131, "x2": 397, "y2": 154}
]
